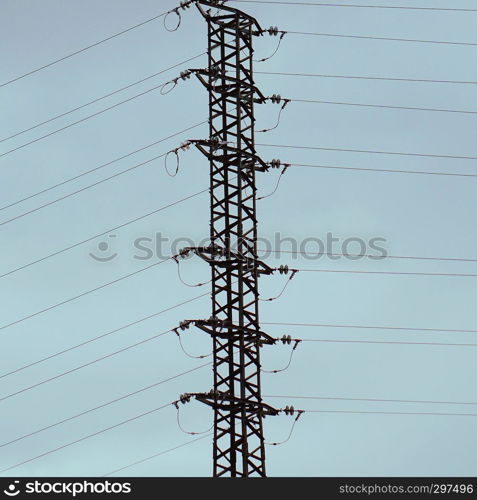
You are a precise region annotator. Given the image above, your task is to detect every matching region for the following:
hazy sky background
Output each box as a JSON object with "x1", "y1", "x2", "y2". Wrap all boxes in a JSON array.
[{"x1": 1, "y1": 0, "x2": 477, "y2": 477}]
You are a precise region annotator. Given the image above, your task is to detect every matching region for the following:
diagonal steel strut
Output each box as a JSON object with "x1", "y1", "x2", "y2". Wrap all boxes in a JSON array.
[{"x1": 179, "y1": 0, "x2": 278, "y2": 477}]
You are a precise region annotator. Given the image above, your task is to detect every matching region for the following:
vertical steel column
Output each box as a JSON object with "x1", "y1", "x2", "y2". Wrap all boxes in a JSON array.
[{"x1": 192, "y1": 1, "x2": 273, "y2": 477}]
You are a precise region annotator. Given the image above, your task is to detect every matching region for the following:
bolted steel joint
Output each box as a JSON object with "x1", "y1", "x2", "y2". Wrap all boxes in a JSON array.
[{"x1": 209, "y1": 64, "x2": 221, "y2": 78}]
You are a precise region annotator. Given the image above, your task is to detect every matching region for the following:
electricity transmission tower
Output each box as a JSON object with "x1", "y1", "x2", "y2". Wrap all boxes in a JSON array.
[{"x1": 176, "y1": 0, "x2": 281, "y2": 477}]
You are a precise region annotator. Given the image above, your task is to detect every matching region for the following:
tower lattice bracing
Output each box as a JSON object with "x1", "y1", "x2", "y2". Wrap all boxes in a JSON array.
[{"x1": 181, "y1": 0, "x2": 278, "y2": 477}]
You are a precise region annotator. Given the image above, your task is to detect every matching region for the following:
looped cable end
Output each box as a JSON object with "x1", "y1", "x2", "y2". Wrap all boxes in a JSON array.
[
  {"x1": 175, "y1": 251, "x2": 212, "y2": 288},
  {"x1": 258, "y1": 98, "x2": 291, "y2": 134},
  {"x1": 254, "y1": 29, "x2": 286, "y2": 63},
  {"x1": 164, "y1": 1, "x2": 195, "y2": 32},
  {"x1": 265, "y1": 406, "x2": 303, "y2": 446},
  {"x1": 164, "y1": 149, "x2": 180, "y2": 177},
  {"x1": 176, "y1": 394, "x2": 214, "y2": 436},
  {"x1": 160, "y1": 70, "x2": 193, "y2": 96},
  {"x1": 175, "y1": 322, "x2": 213, "y2": 359},
  {"x1": 160, "y1": 79, "x2": 178, "y2": 95},
  {"x1": 164, "y1": 141, "x2": 191, "y2": 177},
  {"x1": 164, "y1": 10, "x2": 182, "y2": 32},
  {"x1": 260, "y1": 267, "x2": 295, "y2": 301},
  {"x1": 262, "y1": 335, "x2": 300, "y2": 373},
  {"x1": 258, "y1": 161, "x2": 290, "y2": 200}
]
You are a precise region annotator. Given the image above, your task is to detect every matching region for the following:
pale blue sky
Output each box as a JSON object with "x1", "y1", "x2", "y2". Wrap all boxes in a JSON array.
[{"x1": 1, "y1": 0, "x2": 477, "y2": 477}]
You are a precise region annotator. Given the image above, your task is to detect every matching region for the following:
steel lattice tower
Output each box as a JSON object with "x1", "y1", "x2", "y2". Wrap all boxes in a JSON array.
[{"x1": 177, "y1": 0, "x2": 279, "y2": 477}]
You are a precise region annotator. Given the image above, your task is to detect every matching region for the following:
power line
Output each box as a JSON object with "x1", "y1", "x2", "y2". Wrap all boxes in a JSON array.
[
  {"x1": 289, "y1": 162, "x2": 477, "y2": 178},
  {"x1": 5, "y1": 312, "x2": 466, "y2": 399},
  {"x1": 4, "y1": 286, "x2": 477, "y2": 379},
  {"x1": 257, "y1": 142, "x2": 477, "y2": 161},
  {"x1": 297, "y1": 409, "x2": 477, "y2": 417},
  {"x1": 0, "y1": 292, "x2": 209, "y2": 380},
  {"x1": 0, "y1": 118, "x2": 207, "y2": 225},
  {"x1": 0, "y1": 53, "x2": 205, "y2": 144},
  {"x1": 14, "y1": 401, "x2": 469, "y2": 476},
  {"x1": 0, "y1": 329, "x2": 173, "y2": 403},
  {"x1": 2, "y1": 228, "x2": 471, "y2": 344},
  {"x1": 262, "y1": 248, "x2": 477, "y2": 263},
  {"x1": 257, "y1": 70, "x2": 477, "y2": 86},
  {"x1": 0, "y1": 258, "x2": 173, "y2": 332},
  {"x1": 0, "y1": 8, "x2": 175, "y2": 88},
  {"x1": 265, "y1": 394, "x2": 477, "y2": 406},
  {"x1": 2, "y1": 180, "x2": 473, "y2": 291},
  {"x1": 0, "y1": 401, "x2": 174, "y2": 474},
  {"x1": 103, "y1": 399, "x2": 475, "y2": 476},
  {"x1": 295, "y1": 268, "x2": 477, "y2": 278},
  {"x1": 263, "y1": 321, "x2": 477, "y2": 335},
  {"x1": 0, "y1": 363, "x2": 210, "y2": 448},
  {"x1": 0, "y1": 153, "x2": 162, "y2": 226},
  {"x1": 0, "y1": 120, "x2": 206, "y2": 213},
  {"x1": 0, "y1": 178, "x2": 471, "y2": 284},
  {"x1": 0, "y1": 125, "x2": 204, "y2": 226},
  {"x1": 0, "y1": 79, "x2": 196, "y2": 159},
  {"x1": 231, "y1": 1, "x2": 477, "y2": 12},
  {"x1": 103, "y1": 434, "x2": 212, "y2": 476},
  {"x1": 289, "y1": 97, "x2": 477, "y2": 116},
  {"x1": 0, "y1": 187, "x2": 207, "y2": 280},
  {"x1": 2, "y1": 149, "x2": 472, "y2": 288},
  {"x1": 285, "y1": 30, "x2": 477, "y2": 47},
  {"x1": 296, "y1": 338, "x2": 477, "y2": 348}
]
